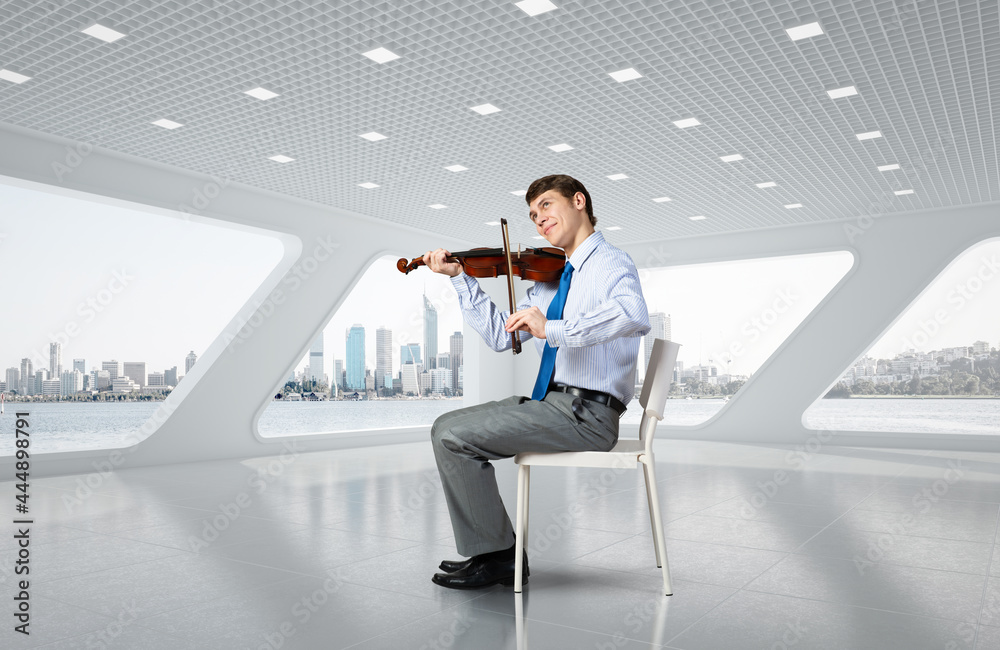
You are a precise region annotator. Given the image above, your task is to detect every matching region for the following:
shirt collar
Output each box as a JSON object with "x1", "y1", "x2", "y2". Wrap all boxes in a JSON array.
[{"x1": 567, "y1": 230, "x2": 604, "y2": 271}]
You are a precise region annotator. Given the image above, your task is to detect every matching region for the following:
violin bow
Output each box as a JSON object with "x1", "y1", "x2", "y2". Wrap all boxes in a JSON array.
[{"x1": 500, "y1": 218, "x2": 522, "y2": 355}]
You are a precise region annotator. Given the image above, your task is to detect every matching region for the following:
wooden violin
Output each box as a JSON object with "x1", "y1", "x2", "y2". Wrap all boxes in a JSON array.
[{"x1": 397, "y1": 218, "x2": 566, "y2": 354}]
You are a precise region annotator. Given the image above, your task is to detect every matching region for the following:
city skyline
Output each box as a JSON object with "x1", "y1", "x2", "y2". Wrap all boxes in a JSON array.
[{"x1": 2, "y1": 183, "x2": 998, "y2": 386}]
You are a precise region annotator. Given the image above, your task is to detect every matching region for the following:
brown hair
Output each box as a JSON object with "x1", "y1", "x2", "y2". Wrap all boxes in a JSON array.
[{"x1": 525, "y1": 174, "x2": 597, "y2": 226}]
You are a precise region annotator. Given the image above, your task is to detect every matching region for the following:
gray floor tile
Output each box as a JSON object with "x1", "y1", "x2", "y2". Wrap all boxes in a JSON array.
[
  {"x1": 33, "y1": 623, "x2": 191, "y2": 649},
  {"x1": 856, "y1": 492, "x2": 1000, "y2": 519},
  {"x1": 336, "y1": 542, "x2": 506, "y2": 606},
  {"x1": 472, "y1": 565, "x2": 734, "y2": 646},
  {"x1": 32, "y1": 553, "x2": 304, "y2": 619},
  {"x1": 137, "y1": 574, "x2": 445, "y2": 649},
  {"x1": 976, "y1": 625, "x2": 1000, "y2": 650},
  {"x1": 979, "y1": 577, "x2": 1000, "y2": 626},
  {"x1": 29, "y1": 534, "x2": 185, "y2": 585},
  {"x1": 110, "y1": 511, "x2": 311, "y2": 552},
  {"x1": 668, "y1": 589, "x2": 976, "y2": 650},
  {"x1": 873, "y1": 481, "x2": 1000, "y2": 504},
  {"x1": 697, "y1": 497, "x2": 852, "y2": 527},
  {"x1": 573, "y1": 535, "x2": 787, "y2": 589},
  {"x1": 745, "y1": 553, "x2": 984, "y2": 623},
  {"x1": 200, "y1": 526, "x2": 419, "y2": 576},
  {"x1": 663, "y1": 514, "x2": 822, "y2": 552},
  {"x1": 346, "y1": 601, "x2": 664, "y2": 650},
  {"x1": 836, "y1": 508, "x2": 998, "y2": 544},
  {"x1": 1, "y1": 593, "x2": 121, "y2": 648},
  {"x1": 795, "y1": 524, "x2": 994, "y2": 574}
]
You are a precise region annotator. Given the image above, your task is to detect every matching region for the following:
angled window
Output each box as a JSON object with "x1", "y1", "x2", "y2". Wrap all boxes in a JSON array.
[
  {"x1": 256, "y1": 255, "x2": 464, "y2": 437},
  {"x1": 0, "y1": 182, "x2": 284, "y2": 454},
  {"x1": 805, "y1": 239, "x2": 1000, "y2": 434},
  {"x1": 628, "y1": 251, "x2": 854, "y2": 426}
]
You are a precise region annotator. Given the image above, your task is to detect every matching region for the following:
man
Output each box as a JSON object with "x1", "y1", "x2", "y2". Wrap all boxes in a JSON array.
[{"x1": 422, "y1": 174, "x2": 650, "y2": 589}]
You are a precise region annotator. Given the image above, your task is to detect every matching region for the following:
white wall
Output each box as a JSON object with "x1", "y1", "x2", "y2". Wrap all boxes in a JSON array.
[{"x1": 618, "y1": 204, "x2": 1000, "y2": 450}]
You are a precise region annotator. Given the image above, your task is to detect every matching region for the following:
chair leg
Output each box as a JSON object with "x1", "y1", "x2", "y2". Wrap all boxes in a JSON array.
[
  {"x1": 642, "y1": 455, "x2": 672, "y2": 596},
  {"x1": 523, "y1": 464, "x2": 530, "y2": 545},
  {"x1": 515, "y1": 463, "x2": 528, "y2": 593},
  {"x1": 642, "y1": 462, "x2": 662, "y2": 568}
]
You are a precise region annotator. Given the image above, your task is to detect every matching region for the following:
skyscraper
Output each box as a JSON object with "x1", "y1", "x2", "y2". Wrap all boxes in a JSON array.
[
  {"x1": 124, "y1": 362, "x2": 147, "y2": 389},
  {"x1": 164, "y1": 366, "x2": 178, "y2": 387},
  {"x1": 102, "y1": 360, "x2": 120, "y2": 381},
  {"x1": 73, "y1": 358, "x2": 86, "y2": 373},
  {"x1": 401, "y1": 362, "x2": 421, "y2": 395},
  {"x1": 376, "y1": 326, "x2": 392, "y2": 390},
  {"x1": 643, "y1": 313, "x2": 670, "y2": 383},
  {"x1": 19, "y1": 359, "x2": 32, "y2": 395},
  {"x1": 60, "y1": 369, "x2": 83, "y2": 396},
  {"x1": 309, "y1": 335, "x2": 324, "y2": 385},
  {"x1": 450, "y1": 331, "x2": 463, "y2": 393},
  {"x1": 401, "y1": 343, "x2": 421, "y2": 366},
  {"x1": 5, "y1": 368, "x2": 20, "y2": 395},
  {"x1": 49, "y1": 342, "x2": 62, "y2": 379},
  {"x1": 334, "y1": 359, "x2": 344, "y2": 389},
  {"x1": 185, "y1": 351, "x2": 198, "y2": 373},
  {"x1": 346, "y1": 324, "x2": 365, "y2": 390},
  {"x1": 423, "y1": 294, "x2": 438, "y2": 370}
]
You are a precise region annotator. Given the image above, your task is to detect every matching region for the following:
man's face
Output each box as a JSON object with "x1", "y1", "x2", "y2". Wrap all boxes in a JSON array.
[{"x1": 528, "y1": 190, "x2": 588, "y2": 249}]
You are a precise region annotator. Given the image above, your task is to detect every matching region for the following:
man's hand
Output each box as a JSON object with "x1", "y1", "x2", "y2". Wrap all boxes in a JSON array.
[
  {"x1": 423, "y1": 248, "x2": 463, "y2": 277},
  {"x1": 505, "y1": 307, "x2": 547, "y2": 339}
]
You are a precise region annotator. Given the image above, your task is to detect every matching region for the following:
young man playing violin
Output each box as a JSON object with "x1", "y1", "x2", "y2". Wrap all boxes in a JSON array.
[{"x1": 422, "y1": 174, "x2": 650, "y2": 589}]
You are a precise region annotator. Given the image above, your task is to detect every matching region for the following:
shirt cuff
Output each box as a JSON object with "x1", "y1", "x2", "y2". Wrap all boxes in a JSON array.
[
  {"x1": 545, "y1": 319, "x2": 567, "y2": 347},
  {"x1": 449, "y1": 271, "x2": 474, "y2": 293}
]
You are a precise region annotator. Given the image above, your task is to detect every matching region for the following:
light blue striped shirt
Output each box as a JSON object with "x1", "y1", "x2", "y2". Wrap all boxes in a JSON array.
[{"x1": 449, "y1": 231, "x2": 650, "y2": 405}]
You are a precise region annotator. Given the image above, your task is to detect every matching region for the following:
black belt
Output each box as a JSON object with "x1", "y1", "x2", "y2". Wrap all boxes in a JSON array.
[{"x1": 547, "y1": 384, "x2": 627, "y2": 416}]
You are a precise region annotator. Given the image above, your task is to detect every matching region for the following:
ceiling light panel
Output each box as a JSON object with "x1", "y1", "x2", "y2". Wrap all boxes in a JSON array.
[
  {"x1": 608, "y1": 68, "x2": 642, "y2": 82},
  {"x1": 827, "y1": 86, "x2": 857, "y2": 98},
  {"x1": 516, "y1": 0, "x2": 558, "y2": 17},
  {"x1": 470, "y1": 104, "x2": 501, "y2": 115},
  {"x1": 0, "y1": 69, "x2": 31, "y2": 83},
  {"x1": 786, "y1": 22, "x2": 823, "y2": 40},
  {"x1": 0, "y1": 0, "x2": 990, "y2": 244},
  {"x1": 362, "y1": 47, "x2": 400, "y2": 63},
  {"x1": 82, "y1": 23, "x2": 126, "y2": 42},
  {"x1": 245, "y1": 87, "x2": 279, "y2": 100}
]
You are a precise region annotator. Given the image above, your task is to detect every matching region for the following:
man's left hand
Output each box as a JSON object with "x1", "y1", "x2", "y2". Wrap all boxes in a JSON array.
[{"x1": 506, "y1": 307, "x2": 547, "y2": 339}]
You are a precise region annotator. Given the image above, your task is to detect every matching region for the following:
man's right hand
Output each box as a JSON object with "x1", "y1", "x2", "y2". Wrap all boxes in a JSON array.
[{"x1": 423, "y1": 248, "x2": 463, "y2": 277}]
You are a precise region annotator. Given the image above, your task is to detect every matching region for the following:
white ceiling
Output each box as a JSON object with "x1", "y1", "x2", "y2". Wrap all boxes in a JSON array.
[{"x1": 0, "y1": 0, "x2": 996, "y2": 246}]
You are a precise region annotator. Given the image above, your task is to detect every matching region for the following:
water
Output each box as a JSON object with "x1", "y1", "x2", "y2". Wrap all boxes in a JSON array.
[
  {"x1": 1, "y1": 398, "x2": 997, "y2": 455},
  {"x1": 803, "y1": 398, "x2": 1000, "y2": 434}
]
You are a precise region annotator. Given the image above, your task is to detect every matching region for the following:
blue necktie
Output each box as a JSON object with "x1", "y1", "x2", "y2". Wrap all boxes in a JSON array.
[{"x1": 531, "y1": 262, "x2": 574, "y2": 400}]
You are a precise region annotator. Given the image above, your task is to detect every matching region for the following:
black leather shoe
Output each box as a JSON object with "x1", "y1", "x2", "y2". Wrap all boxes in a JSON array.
[
  {"x1": 431, "y1": 554, "x2": 528, "y2": 590},
  {"x1": 438, "y1": 557, "x2": 472, "y2": 573},
  {"x1": 439, "y1": 550, "x2": 530, "y2": 576}
]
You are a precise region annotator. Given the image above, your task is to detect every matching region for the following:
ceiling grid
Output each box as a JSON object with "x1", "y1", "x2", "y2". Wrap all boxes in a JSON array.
[{"x1": 0, "y1": 0, "x2": 994, "y2": 245}]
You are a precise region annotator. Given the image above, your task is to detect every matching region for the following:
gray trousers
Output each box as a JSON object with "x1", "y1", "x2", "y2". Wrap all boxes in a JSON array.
[{"x1": 431, "y1": 391, "x2": 620, "y2": 557}]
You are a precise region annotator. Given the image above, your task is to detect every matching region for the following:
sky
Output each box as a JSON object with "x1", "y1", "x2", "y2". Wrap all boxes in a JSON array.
[{"x1": 1, "y1": 181, "x2": 996, "y2": 385}]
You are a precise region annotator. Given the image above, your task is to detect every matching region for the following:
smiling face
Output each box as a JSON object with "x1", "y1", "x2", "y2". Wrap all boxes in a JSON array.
[{"x1": 528, "y1": 189, "x2": 595, "y2": 258}]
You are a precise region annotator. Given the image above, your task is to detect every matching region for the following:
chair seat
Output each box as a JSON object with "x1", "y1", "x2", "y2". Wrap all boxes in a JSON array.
[{"x1": 514, "y1": 439, "x2": 645, "y2": 468}]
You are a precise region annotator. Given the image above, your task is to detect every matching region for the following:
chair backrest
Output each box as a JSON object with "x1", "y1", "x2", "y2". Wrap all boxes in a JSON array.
[{"x1": 639, "y1": 338, "x2": 682, "y2": 421}]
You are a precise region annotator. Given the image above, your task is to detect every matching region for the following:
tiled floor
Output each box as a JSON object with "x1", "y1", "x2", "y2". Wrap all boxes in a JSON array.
[{"x1": 2, "y1": 439, "x2": 1000, "y2": 648}]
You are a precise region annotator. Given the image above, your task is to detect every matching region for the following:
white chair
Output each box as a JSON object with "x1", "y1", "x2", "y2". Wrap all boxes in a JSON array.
[{"x1": 514, "y1": 338, "x2": 681, "y2": 595}]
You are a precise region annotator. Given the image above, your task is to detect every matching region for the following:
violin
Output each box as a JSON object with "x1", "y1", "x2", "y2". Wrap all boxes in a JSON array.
[{"x1": 397, "y1": 218, "x2": 566, "y2": 355}]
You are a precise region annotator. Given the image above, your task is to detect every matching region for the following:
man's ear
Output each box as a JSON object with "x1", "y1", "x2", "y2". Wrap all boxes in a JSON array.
[{"x1": 574, "y1": 191, "x2": 586, "y2": 210}]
